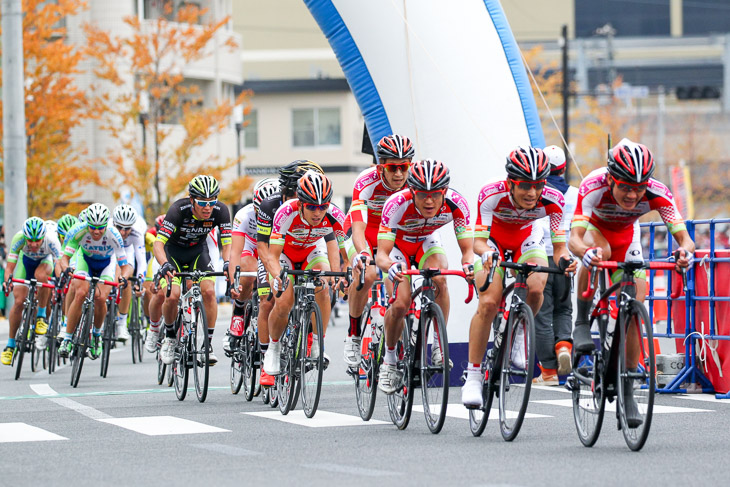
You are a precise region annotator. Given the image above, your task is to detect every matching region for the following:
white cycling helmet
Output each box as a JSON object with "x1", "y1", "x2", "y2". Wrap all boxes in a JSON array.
[
  {"x1": 113, "y1": 204, "x2": 137, "y2": 227},
  {"x1": 86, "y1": 203, "x2": 110, "y2": 228},
  {"x1": 253, "y1": 178, "x2": 280, "y2": 212}
]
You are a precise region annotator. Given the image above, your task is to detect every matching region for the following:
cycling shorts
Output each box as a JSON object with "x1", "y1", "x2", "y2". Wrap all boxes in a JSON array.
[
  {"x1": 276, "y1": 239, "x2": 329, "y2": 283},
  {"x1": 241, "y1": 237, "x2": 258, "y2": 260},
  {"x1": 586, "y1": 220, "x2": 645, "y2": 280},
  {"x1": 388, "y1": 232, "x2": 445, "y2": 270},
  {"x1": 474, "y1": 224, "x2": 548, "y2": 278},
  {"x1": 71, "y1": 252, "x2": 115, "y2": 281},
  {"x1": 13, "y1": 253, "x2": 53, "y2": 282},
  {"x1": 162, "y1": 243, "x2": 215, "y2": 287}
]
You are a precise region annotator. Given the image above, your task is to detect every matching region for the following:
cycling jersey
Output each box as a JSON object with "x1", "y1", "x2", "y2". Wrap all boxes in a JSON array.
[
  {"x1": 350, "y1": 167, "x2": 401, "y2": 249},
  {"x1": 121, "y1": 218, "x2": 147, "y2": 276},
  {"x1": 63, "y1": 223, "x2": 128, "y2": 264},
  {"x1": 257, "y1": 191, "x2": 336, "y2": 246},
  {"x1": 232, "y1": 203, "x2": 258, "y2": 258},
  {"x1": 378, "y1": 188, "x2": 472, "y2": 245},
  {"x1": 8, "y1": 231, "x2": 62, "y2": 264},
  {"x1": 156, "y1": 198, "x2": 231, "y2": 248},
  {"x1": 541, "y1": 179, "x2": 578, "y2": 257},
  {"x1": 572, "y1": 167, "x2": 686, "y2": 235},
  {"x1": 270, "y1": 199, "x2": 346, "y2": 262}
]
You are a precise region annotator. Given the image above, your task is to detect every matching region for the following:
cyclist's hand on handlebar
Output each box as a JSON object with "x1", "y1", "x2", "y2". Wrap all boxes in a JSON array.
[
  {"x1": 481, "y1": 251, "x2": 499, "y2": 270},
  {"x1": 3, "y1": 277, "x2": 12, "y2": 294},
  {"x1": 337, "y1": 275, "x2": 350, "y2": 293},
  {"x1": 462, "y1": 262, "x2": 474, "y2": 280},
  {"x1": 159, "y1": 262, "x2": 175, "y2": 281},
  {"x1": 674, "y1": 248, "x2": 693, "y2": 270},
  {"x1": 118, "y1": 276, "x2": 128, "y2": 289},
  {"x1": 272, "y1": 275, "x2": 287, "y2": 293},
  {"x1": 559, "y1": 255, "x2": 577, "y2": 275},
  {"x1": 352, "y1": 251, "x2": 371, "y2": 270},
  {"x1": 387, "y1": 262, "x2": 404, "y2": 283},
  {"x1": 582, "y1": 247, "x2": 602, "y2": 269}
]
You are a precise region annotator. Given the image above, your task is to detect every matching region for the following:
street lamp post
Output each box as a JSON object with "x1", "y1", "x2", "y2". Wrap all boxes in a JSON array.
[
  {"x1": 234, "y1": 104, "x2": 243, "y2": 178},
  {"x1": 139, "y1": 90, "x2": 149, "y2": 164}
]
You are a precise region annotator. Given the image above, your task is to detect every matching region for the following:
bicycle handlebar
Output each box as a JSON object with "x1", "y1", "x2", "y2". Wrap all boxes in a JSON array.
[
  {"x1": 581, "y1": 260, "x2": 689, "y2": 299},
  {"x1": 356, "y1": 255, "x2": 377, "y2": 291},
  {"x1": 388, "y1": 268, "x2": 475, "y2": 305},
  {"x1": 72, "y1": 274, "x2": 119, "y2": 287},
  {"x1": 273, "y1": 267, "x2": 353, "y2": 300},
  {"x1": 479, "y1": 254, "x2": 568, "y2": 293}
]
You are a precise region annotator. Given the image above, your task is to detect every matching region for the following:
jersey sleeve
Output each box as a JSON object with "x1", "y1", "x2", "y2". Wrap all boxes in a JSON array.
[
  {"x1": 377, "y1": 194, "x2": 400, "y2": 243},
  {"x1": 111, "y1": 229, "x2": 129, "y2": 266},
  {"x1": 475, "y1": 183, "x2": 501, "y2": 240},
  {"x1": 647, "y1": 180, "x2": 687, "y2": 235},
  {"x1": 7, "y1": 232, "x2": 25, "y2": 264},
  {"x1": 448, "y1": 190, "x2": 473, "y2": 241},
  {"x1": 270, "y1": 204, "x2": 293, "y2": 248},
  {"x1": 63, "y1": 225, "x2": 85, "y2": 257},
  {"x1": 572, "y1": 178, "x2": 602, "y2": 230},
  {"x1": 156, "y1": 207, "x2": 180, "y2": 245},
  {"x1": 133, "y1": 233, "x2": 147, "y2": 276},
  {"x1": 46, "y1": 232, "x2": 63, "y2": 260},
  {"x1": 327, "y1": 204, "x2": 347, "y2": 249},
  {"x1": 216, "y1": 203, "x2": 232, "y2": 246},
  {"x1": 350, "y1": 168, "x2": 378, "y2": 225},
  {"x1": 256, "y1": 197, "x2": 276, "y2": 243}
]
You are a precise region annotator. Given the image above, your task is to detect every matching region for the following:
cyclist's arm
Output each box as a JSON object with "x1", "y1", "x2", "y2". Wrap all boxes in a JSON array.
[
  {"x1": 351, "y1": 220, "x2": 370, "y2": 256},
  {"x1": 375, "y1": 233, "x2": 395, "y2": 274},
  {"x1": 152, "y1": 240, "x2": 168, "y2": 267},
  {"x1": 568, "y1": 224, "x2": 590, "y2": 259},
  {"x1": 268, "y1": 243, "x2": 283, "y2": 279},
  {"x1": 552, "y1": 242, "x2": 572, "y2": 266},
  {"x1": 457, "y1": 236, "x2": 475, "y2": 266},
  {"x1": 229, "y1": 235, "x2": 245, "y2": 281},
  {"x1": 120, "y1": 263, "x2": 133, "y2": 280},
  {"x1": 672, "y1": 229, "x2": 695, "y2": 261},
  {"x1": 326, "y1": 238, "x2": 342, "y2": 273},
  {"x1": 133, "y1": 238, "x2": 146, "y2": 278},
  {"x1": 473, "y1": 236, "x2": 490, "y2": 257}
]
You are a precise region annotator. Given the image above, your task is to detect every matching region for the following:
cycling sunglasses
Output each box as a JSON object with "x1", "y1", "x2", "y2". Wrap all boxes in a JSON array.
[
  {"x1": 87, "y1": 223, "x2": 106, "y2": 231},
  {"x1": 194, "y1": 199, "x2": 218, "y2": 207},
  {"x1": 304, "y1": 203, "x2": 329, "y2": 211},
  {"x1": 115, "y1": 224, "x2": 132, "y2": 232},
  {"x1": 413, "y1": 189, "x2": 446, "y2": 201},
  {"x1": 612, "y1": 179, "x2": 648, "y2": 192},
  {"x1": 382, "y1": 162, "x2": 410, "y2": 173},
  {"x1": 509, "y1": 179, "x2": 546, "y2": 191}
]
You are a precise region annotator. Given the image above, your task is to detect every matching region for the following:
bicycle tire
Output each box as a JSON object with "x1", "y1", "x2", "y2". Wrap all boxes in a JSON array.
[
  {"x1": 617, "y1": 300, "x2": 655, "y2": 451},
  {"x1": 100, "y1": 310, "x2": 114, "y2": 378},
  {"x1": 166, "y1": 358, "x2": 174, "y2": 387},
  {"x1": 387, "y1": 319, "x2": 415, "y2": 430},
  {"x1": 48, "y1": 301, "x2": 62, "y2": 375},
  {"x1": 499, "y1": 302, "x2": 536, "y2": 441},
  {"x1": 157, "y1": 352, "x2": 167, "y2": 385},
  {"x1": 301, "y1": 302, "x2": 324, "y2": 418},
  {"x1": 192, "y1": 303, "x2": 210, "y2": 403},
  {"x1": 277, "y1": 322, "x2": 300, "y2": 415},
  {"x1": 355, "y1": 305, "x2": 378, "y2": 421},
  {"x1": 242, "y1": 301, "x2": 257, "y2": 400},
  {"x1": 130, "y1": 298, "x2": 140, "y2": 364},
  {"x1": 469, "y1": 312, "x2": 503, "y2": 437},
  {"x1": 572, "y1": 314, "x2": 607, "y2": 447},
  {"x1": 174, "y1": 314, "x2": 188, "y2": 401},
  {"x1": 70, "y1": 306, "x2": 93, "y2": 388},
  {"x1": 14, "y1": 307, "x2": 32, "y2": 380},
  {"x1": 420, "y1": 303, "x2": 450, "y2": 434}
]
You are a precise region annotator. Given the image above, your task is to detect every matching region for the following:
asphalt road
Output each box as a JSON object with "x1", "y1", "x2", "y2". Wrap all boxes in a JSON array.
[{"x1": 1, "y1": 303, "x2": 729, "y2": 486}]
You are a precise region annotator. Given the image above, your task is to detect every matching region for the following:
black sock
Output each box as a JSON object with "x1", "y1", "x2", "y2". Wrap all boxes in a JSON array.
[
  {"x1": 349, "y1": 315, "x2": 361, "y2": 337},
  {"x1": 208, "y1": 328, "x2": 214, "y2": 339},
  {"x1": 260, "y1": 342, "x2": 269, "y2": 353},
  {"x1": 576, "y1": 299, "x2": 592, "y2": 326},
  {"x1": 165, "y1": 324, "x2": 176, "y2": 338},
  {"x1": 233, "y1": 299, "x2": 246, "y2": 317}
]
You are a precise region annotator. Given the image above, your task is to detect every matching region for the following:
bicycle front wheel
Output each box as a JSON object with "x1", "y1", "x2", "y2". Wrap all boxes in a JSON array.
[
  {"x1": 47, "y1": 301, "x2": 62, "y2": 375},
  {"x1": 100, "y1": 313, "x2": 114, "y2": 378},
  {"x1": 355, "y1": 306, "x2": 378, "y2": 421},
  {"x1": 572, "y1": 315, "x2": 607, "y2": 447},
  {"x1": 617, "y1": 300, "x2": 655, "y2": 451},
  {"x1": 300, "y1": 302, "x2": 324, "y2": 418},
  {"x1": 277, "y1": 332, "x2": 299, "y2": 415},
  {"x1": 241, "y1": 301, "x2": 258, "y2": 401},
  {"x1": 192, "y1": 303, "x2": 210, "y2": 403},
  {"x1": 499, "y1": 303, "x2": 536, "y2": 441},
  {"x1": 173, "y1": 320, "x2": 189, "y2": 401},
  {"x1": 70, "y1": 307, "x2": 93, "y2": 388},
  {"x1": 14, "y1": 308, "x2": 32, "y2": 380},
  {"x1": 130, "y1": 298, "x2": 142, "y2": 364},
  {"x1": 387, "y1": 320, "x2": 415, "y2": 430},
  {"x1": 420, "y1": 303, "x2": 449, "y2": 434}
]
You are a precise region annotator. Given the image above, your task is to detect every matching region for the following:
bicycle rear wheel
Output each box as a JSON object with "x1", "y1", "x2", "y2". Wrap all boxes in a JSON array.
[
  {"x1": 572, "y1": 315, "x2": 607, "y2": 447},
  {"x1": 387, "y1": 320, "x2": 415, "y2": 430},
  {"x1": 70, "y1": 307, "x2": 93, "y2": 388},
  {"x1": 355, "y1": 307, "x2": 378, "y2": 421},
  {"x1": 277, "y1": 331, "x2": 299, "y2": 415},
  {"x1": 499, "y1": 303, "x2": 536, "y2": 441},
  {"x1": 617, "y1": 300, "x2": 655, "y2": 451},
  {"x1": 420, "y1": 303, "x2": 449, "y2": 434},
  {"x1": 192, "y1": 303, "x2": 210, "y2": 403},
  {"x1": 173, "y1": 319, "x2": 188, "y2": 401},
  {"x1": 301, "y1": 303, "x2": 324, "y2": 418},
  {"x1": 14, "y1": 308, "x2": 32, "y2": 380},
  {"x1": 241, "y1": 302, "x2": 258, "y2": 400},
  {"x1": 157, "y1": 352, "x2": 167, "y2": 385},
  {"x1": 100, "y1": 312, "x2": 114, "y2": 378},
  {"x1": 47, "y1": 301, "x2": 62, "y2": 375},
  {"x1": 130, "y1": 298, "x2": 141, "y2": 364}
]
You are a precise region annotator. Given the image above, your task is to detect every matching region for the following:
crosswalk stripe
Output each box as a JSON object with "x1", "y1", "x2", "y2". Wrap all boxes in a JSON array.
[
  {"x1": 99, "y1": 416, "x2": 230, "y2": 436},
  {"x1": 531, "y1": 398, "x2": 714, "y2": 413},
  {"x1": 0, "y1": 422, "x2": 67, "y2": 442},
  {"x1": 243, "y1": 410, "x2": 389, "y2": 427},
  {"x1": 412, "y1": 404, "x2": 552, "y2": 420}
]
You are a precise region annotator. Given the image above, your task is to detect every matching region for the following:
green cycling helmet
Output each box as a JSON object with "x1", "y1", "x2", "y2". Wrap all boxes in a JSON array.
[
  {"x1": 23, "y1": 217, "x2": 47, "y2": 241},
  {"x1": 57, "y1": 214, "x2": 79, "y2": 238}
]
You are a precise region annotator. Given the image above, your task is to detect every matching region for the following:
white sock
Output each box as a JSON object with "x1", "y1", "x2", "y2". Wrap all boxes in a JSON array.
[
  {"x1": 466, "y1": 363, "x2": 481, "y2": 382},
  {"x1": 117, "y1": 314, "x2": 128, "y2": 326},
  {"x1": 384, "y1": 346, "x2": 397, "y2": 365}
]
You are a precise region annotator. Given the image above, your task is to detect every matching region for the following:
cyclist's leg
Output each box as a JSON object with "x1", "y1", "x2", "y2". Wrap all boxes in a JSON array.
[
  {"x1": 268, "y1": 251, "x2": 296, "y2": 343},
  {"x1": 516, "y1": 229, "x2": 550, "y2": 316},
  {"x1": 383, "y1": 244, "x2": 412, "y2": 353},
  {"x1": 65, "y1": 252, "x2": 91, "y2": 337},
  {"x1": 256, "y1": 258, "x2": 272, "y2": 350},
  {"x1": 34, "y1": 257, "x2": 53, "y2": 325},
  {"x1": 93, "y1": 260, "x2": 116, "y2": 332},
  {"x1": 304, "y1": 240, "x2": 331, "y2": 335},
  {"x1": 347, "y1": 228, "x2": 377, "y2": 337},
  {"x1": 417, "y1": 232, "x2": 449, "y2": 321},
  {"x1": 8, "y1": 254, "x2": 35, "y2": 341},
  {"x1": 143, "y1": 255, "x2": 156, "y2": 318}
]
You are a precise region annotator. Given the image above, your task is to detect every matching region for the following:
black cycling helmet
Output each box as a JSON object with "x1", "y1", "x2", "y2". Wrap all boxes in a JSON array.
[
  {"x1": 278, "y1": 160, "x2": 323, "y2": 196},
  {"x1": 376, "y1": 134, "x2": 415, "y2": 162},
  {"x1": 505, "y1": 146, "x2": 550, "y2": 181}
]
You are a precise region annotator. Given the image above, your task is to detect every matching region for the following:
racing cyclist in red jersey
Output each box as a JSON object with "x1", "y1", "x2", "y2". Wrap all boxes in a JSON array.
[
  {"x1": 346, "y1": 134, "x2": 414, "y2": 367},
  {"x1": 376, "y1": 159, "x2": 475, "y2": 394},
  {"x1": 262, "y1": 171, "x2": 350, "y2": 375},
  {"x1": 462, "y1": 147, "x2": 577, "y2": 407},
  {"x1": 570, "y1": 139, "x2": 694, "y2": 426}
]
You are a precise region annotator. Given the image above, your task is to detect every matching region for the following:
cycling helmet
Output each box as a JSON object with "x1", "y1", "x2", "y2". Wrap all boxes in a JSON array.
[
  {"x1": 505, "y1": 146, "x2": 550, "y2": 181},
  {"x1": 407, "y1": 159, "x2": 450, "y2": 191},
  {"x1": 253, "y1": 178, "x2": 280, "y2": 212},
  {"x1": 78, "y1": 207, "x2": 89, "y2": 223},
  {"x1": 86, "y1": 203, "x2": 110, "y2": 228},
  {"x1": 155, "y1": 214, "x2": 166, "y2": 231},
  {"x1": 543, "y1": 145, "x2": 567, "y2": 174},
  {"x1": 23, "y1": 217, "x2": 46, "y2": 241},
  {"x1": 279, "y1": 160, "x2": 323, "y2": 194},
  {"x1": 57, "y1": 214, "x2": 79, "y2": 238},
  {"x1": 297, "y1": 170, "x2": 333, "y2": 205},
  {"x1": 113, "y1": 204, "x2": 137, "y2": 227},
  {"x1": 44, "y1": 220, "x2": 58, "y2": 236},
  {"x1": 607, "y1": 138, "x2": 655, "y2": 184},
  {"x1": 188, "y1": 175, "x2": 220, "y2": 199},
  {"x1": 376, "y1": 134, "x2": 415, "y2": 161}
]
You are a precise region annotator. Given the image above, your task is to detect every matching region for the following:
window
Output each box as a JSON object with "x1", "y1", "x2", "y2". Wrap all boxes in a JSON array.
[
  {"x1": 683, "y1": 0, "x2": 730, "y2": 35},
  {"x1": 575, "y1": 0, "x2": 669, "y2": 37},
  {"x1": 292, "y1": 108, "x2": 341, "y2": 147},
  {"x1": 244, "y1": 110, "x2": 258, "y2": 149}
]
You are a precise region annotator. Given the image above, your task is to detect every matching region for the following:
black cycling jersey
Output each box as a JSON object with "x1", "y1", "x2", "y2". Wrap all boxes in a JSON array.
[
  {"x1": 157, "y1": 198, "x2": 231, "y2": 248},
  {"x1": 256, "y1": 191, "x2": 334, "y2": 244}
]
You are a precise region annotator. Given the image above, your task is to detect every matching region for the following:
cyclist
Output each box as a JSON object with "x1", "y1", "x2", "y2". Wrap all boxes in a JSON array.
[
  {"x1": 1, "y1": 217, "x2": 63, "y2": 365},
  {"x1": 58, "y1": 204, "x2": 132, "y2": 359},
  {"x1": 142, "y1": 214, "x2": 164, "y2": 323},
  {"x1": 569, "y1": 138, "x2": 694, "y2": 425},
  {"x1": 111, "y1": 204, "x2": 147, "y2": 342},
  {"x1": 56, "y1": 214, "x2": 79, "y2": 246},
  {"x1": 262, "y1": 170, "x2": 349, "y2": 376},
  {"x1": 157, "y1": 175, "x2": 231, "y2": 366},
  {"x1": 461, "y1": 147, "x2": 576, "y2": 408},
  {"x1": 345, "y1": 134, "x2": 414, "y2": 367},
  {"x1": 225, "y1": 178, "x2": 279, "y2": 357},
  {"x1": 255, "y1": 160, "x2": 327, "y2": 384},
  {"x1": 376, "y1": 159, "x2": 475, "y2": 394}
]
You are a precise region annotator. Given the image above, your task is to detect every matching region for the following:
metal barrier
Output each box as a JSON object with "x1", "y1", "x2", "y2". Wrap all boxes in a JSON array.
[{"x1": 642, "y1": 218, "x2": 730, "y2": 395}]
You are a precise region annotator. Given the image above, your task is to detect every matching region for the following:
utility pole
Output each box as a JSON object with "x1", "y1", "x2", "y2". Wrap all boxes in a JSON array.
[
  {"x1": 561, "y1": 24, "x2": 571, "y2": 183},
  {"x1": 2, "y1": 0, "x2": 28, "y2": 238}
]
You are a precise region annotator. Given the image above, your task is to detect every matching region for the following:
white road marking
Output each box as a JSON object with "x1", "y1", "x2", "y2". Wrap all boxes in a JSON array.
[
  {"x1": 0, "y1": 422, "x2": 67, "y2": 442},
  {"x1": 99, "y1": 416, "x2": 230, "y2": 436},
  {"x1": 194, "y1": 443, "x2": 262, "y2": 456},
  {"x1": 532, "y1": 398, "x2": 713, "y2": 413},
  {"x1": 531, "y1": 384, "x2": 571, "y2": 394},
  {"x1": 244, "y1": 410, "x2": 388, "y2": 428},
  {"x1": 677, "y1": 394, "x2": 730, "y2": 404},
  {"x1": 30, "y1": 383, "x2": 58, "y2": 396},
  {"x1": 412, "y1": 404, "x2": 552, "y2": 420},
  {"x1": 31, "y1": 384, "x2": 112, "y2": 420},
  {"x1": 303, "y1": 462, "x2": 401, "y2": 477}
]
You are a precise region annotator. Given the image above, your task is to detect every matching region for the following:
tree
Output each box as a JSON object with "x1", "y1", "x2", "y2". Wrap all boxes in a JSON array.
[
  {"x1": 0, "y1": 0, "x2": 99, "y2": 217},
  {"x1": 84, "y1": 3, "x2": 251, "y2": 218}
]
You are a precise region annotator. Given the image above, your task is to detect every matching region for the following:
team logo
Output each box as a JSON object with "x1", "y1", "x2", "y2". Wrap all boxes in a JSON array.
[
  {"x1": 629, "y1": 249, "x2": 641, "y2": 256},
  {"x1": 203, "y1": 221, "x2": 213, "y2": 227}
]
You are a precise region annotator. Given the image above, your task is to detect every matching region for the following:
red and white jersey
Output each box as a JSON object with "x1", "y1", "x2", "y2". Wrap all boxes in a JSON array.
[
  {"x1": 572, "y1": 168, "x2": 686, "y2": 234},
  {"x1": 232, "y1": 203, "x2": 257, "y2": 246},
  {"x1": 350, "y1": 167, "x2": 400, "y2": 230},
  {"x1": 378, "y1": 188, "x2": 472, "y2": 244},
  {"x1": 475, "y1": 180, "x2": 566, "y2": 245},
  {"x1": 271, "y1": 199, "x2": 347, "y2": 250}
]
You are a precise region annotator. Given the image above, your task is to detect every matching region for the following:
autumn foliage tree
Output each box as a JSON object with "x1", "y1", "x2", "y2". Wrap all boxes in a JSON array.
[
  {"x1": 0, "y1": 0, "x2": 99, "y2": 217},
  {"x1": 84, "y1": 3, "x2": 251, "y2": 218}
]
